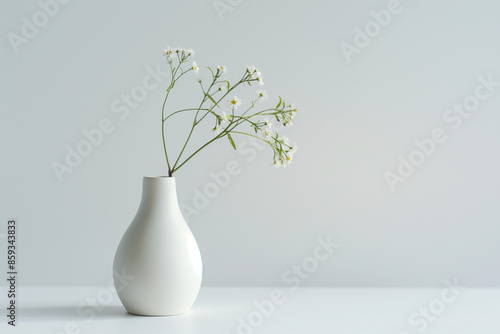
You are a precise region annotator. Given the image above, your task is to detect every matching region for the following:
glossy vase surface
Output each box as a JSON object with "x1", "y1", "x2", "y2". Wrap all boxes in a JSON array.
[{"x1": 113, "y1": 176, "x2": 203, "y2": 316}]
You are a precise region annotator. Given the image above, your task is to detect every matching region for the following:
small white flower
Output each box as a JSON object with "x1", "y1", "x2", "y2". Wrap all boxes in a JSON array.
[
  {"x1": 283, "y1": 119, "x2": 293, "y2": 127},
  {"x1": 192, "y1": 61, "x2": 199, "y2": 74},
  {"x1": 163, "y1": 48, "x2": 175, "y2": 62},
  {"x1": 257, "y1": 76, "x2": 264, "y2": 86},
  {"x1": 261, "y1": 128, "x2": 272, "y2": 140},
  {"x1": 281, "y1": 135, "x2": 290, "y2": 145},
  {"x1": 289, "y1": 144, "x2": 298, "y2": 155},
  {"x1": 218, "y1": 83, "x2": 227, "y2": 91},
  {"x1": 220, "y1": 112, "x2": 229, "y2": 126},
  {"x1": 263, "y1": 117, "x2": 272, "y2": 129},
  {"x1": 246, "y1": 65, "x2": 256, "y2": 74},
  {"x1": 227, "y1": 96, "x2": 241, "y2": 109},
  {"x1": 256, "y1": 70, "x2": 262, "y2": 79},
  {"x1": 186, "y1": 48, "x2": 195, "y2": 56},
  {"x1": 256, "y1": 89, "x2": 269, "y2": 102},
  {"x1": 277, "y1": 156, "x2": 287, "y2": 168},
  {"x1": 217, "y1": 65, "x2": 227, "y2": 74}
]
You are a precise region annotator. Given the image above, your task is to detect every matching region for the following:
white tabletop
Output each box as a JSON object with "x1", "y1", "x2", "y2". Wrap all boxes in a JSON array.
[{"x1": 3, "y1": 286, "x2": 500, "y2": 333}]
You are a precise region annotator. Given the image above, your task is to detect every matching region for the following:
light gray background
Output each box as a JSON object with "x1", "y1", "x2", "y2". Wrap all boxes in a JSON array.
[{"x1": 1, "y1": 0, "x2": 499, "y2": 287}]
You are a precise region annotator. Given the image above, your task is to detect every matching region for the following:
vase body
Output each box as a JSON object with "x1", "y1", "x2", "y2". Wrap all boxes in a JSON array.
[{"x1": 113, "y1": 176, "x2": 203, "y2": 316}]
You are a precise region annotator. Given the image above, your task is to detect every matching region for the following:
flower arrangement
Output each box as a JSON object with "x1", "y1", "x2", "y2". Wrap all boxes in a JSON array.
[{"x1": 161, "y1": 47, "x2": 298, "y2": 176}]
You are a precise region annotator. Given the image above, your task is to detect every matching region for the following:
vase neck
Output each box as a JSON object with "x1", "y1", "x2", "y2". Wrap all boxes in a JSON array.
[{"x1": 139, "y1": 177, "x2": 179, "y2": 211}]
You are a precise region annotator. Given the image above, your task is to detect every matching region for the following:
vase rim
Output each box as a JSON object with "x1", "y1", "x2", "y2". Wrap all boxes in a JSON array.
[{"x1": 143, "y1": 176, "x2": 175, "y2": 179}]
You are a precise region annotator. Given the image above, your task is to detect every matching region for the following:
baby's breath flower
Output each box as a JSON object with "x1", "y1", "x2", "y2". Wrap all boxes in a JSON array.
[
  {"x1": 217, "y1": 65, "x2": 227, "y2": 74},
  {"x1": 263, "y1": 117, "x2": 272, "y2": 129},
  {"x1": 220, "y1": 112, "x2": 229, "y2": 126},
  {"x1": 256, "y1": 89, "x2": 269, "y2": 102},
  {"x1": 186, "y1": 49, "x2": 195, "y2": 56},
  {"x1": 246, "y1": 65, "x2": 256, "y2": 74},
  {"x1": 257, "y1": 76, "x2": 264, "y2": 86},
  {"x1": 276, "y1": 156, "x2": 287, "y2": 168},
  {"x1": 192, "y1": 61, "x2": 199, "y2": 74},
  {"x1": 281, "y1": 135, "x2": 290, "y2": 145},
  {"x1": 283, "y1": 119, "x2": 293, "y2": 127},
  {"x1": 227, "y1": 96, "x2": 241, "y2": 109},
  {"x1": 163, "y1": 48, "x2": 175, "y2": 63},
  {"x1": 262, "y1": 128, "x2": 272, "y2": 140},
  {"x1": 218, "y1": 83, "x2": 227, "y2": 91}
]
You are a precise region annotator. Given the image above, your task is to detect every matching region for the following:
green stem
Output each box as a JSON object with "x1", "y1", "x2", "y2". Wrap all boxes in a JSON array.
[
  {"x1": 171, "y1": 72, "x2": 247, "y2": 171},
  {"x1": 162, "y1": 87, "x2": 173, "y2": 174},
  {"x1": 230, "y1": 131, "x2": 272, "y2": 145},
  {"x1": 172, "y1": 133, "x2": 225, "y2": 173},
  {"x1": 172, "y1": 81, "x2": 215, "y2": 170},
  {"x1": 163, "y1": 108, "x2": 212, "y2": 122},
  {"x1": 194, "y1": 79, "x2": 245, "y2": 126},
  {"x1": 161, "y1": 62, "x2": 191, "y2": 175}
]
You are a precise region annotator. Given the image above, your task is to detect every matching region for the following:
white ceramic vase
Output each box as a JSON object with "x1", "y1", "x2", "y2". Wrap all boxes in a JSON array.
[{"x1": 113, "y1": 176, "x2": 203, "y2": 316}]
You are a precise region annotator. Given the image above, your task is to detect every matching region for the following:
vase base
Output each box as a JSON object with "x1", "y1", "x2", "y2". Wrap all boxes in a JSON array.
[{"x1": 126, "y1": 310, "x2": 189, "y2": 317}]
